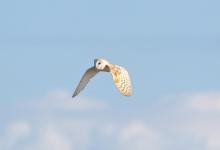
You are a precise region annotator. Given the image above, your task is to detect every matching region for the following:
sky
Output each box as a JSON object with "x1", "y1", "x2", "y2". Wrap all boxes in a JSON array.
[{"x1": 0, "y1": 0, "x2": 220, "y2": 150}]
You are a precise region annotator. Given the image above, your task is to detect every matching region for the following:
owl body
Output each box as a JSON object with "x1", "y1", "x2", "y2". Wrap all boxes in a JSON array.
[{"x1": 72, "y1": 58, "x2": 132, "y2": 97}]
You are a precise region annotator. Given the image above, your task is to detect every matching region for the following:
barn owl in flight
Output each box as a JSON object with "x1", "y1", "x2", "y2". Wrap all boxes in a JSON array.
[{"x1": 72, "y1": 58, "x2": 132, "y2": 98}]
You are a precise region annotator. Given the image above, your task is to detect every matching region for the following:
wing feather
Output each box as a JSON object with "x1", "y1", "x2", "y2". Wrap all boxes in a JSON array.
[
  {"x1": 72, "y1": 67, "x2": 99, "y2": 98},
  {"x1": 110, "y1": 65, "x2": 132, "y2": 96}
]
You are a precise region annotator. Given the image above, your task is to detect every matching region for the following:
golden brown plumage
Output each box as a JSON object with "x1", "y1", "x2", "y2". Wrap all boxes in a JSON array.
[{"x1": 72, "y1": 58, "x2": 132, "y2": 98}]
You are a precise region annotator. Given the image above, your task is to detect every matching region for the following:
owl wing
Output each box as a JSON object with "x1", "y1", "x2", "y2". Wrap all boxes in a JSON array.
[
  {"x1": 72, "y1": 67, "x2": 99, "y2": 98},
  {"x1": 110, "y1": 65, "x2": 132, "y2": 96}
]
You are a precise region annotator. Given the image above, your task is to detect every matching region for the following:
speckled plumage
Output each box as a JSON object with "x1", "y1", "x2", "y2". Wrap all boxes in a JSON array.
[
  {"x1": 72, "y1": 58, "x2": 132, "y2": 98},
  {"x1": 109, "y1": 65, "x2": 132, "y2": 96}
]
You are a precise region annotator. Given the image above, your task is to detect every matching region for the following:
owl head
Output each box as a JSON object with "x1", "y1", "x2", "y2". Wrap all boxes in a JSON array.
[{"x1": 94, "y1": 58, "x2": 110, "y2": 70}]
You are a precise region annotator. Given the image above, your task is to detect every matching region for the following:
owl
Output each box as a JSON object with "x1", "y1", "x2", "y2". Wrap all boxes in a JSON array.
[{"x1": 72, "y1": 58, "x2": 132, "y2": 98}]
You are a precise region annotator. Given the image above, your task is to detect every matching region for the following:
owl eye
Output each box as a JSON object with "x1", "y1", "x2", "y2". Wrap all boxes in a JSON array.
[{"x1": 98, "y1": 62, "x2": 101, "y2": 65}]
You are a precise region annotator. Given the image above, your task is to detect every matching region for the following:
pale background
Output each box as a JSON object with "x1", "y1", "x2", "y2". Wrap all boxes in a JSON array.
[{"x1": 0, "y1": 0, "x2": 220, "y2": 150}]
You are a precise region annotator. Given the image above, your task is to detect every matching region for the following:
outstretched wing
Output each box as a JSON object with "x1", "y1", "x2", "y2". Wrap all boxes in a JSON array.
[
  {"x1": 72, "y1": 67, "x2": 99, "y2": 98},
  {"x1": 110, "y1": 65, "x2": 132, "y2": 96}
]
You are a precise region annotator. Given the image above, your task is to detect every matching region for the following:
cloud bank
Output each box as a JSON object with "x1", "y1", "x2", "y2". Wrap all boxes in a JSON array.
[{"x1": 1, "y1": 89, "x2": 220, "y2": 150}]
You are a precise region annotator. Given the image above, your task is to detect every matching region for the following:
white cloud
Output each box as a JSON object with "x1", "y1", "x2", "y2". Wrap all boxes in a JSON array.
[
  {"x1": 156, "y1": 91, "x2": 220, "y2": 150},
  {"x1": 206, "y1": 135, "x2": 220, "y2": 150},
  {"x1": 99, "y1": 123, "x2": 117, "y2": 136},
  {"x1": 7, "y1": 121, "x2": 31, "y2": 139},
  {"x1": 187, "y1": 92, "x2": 220, "y2": 111},
  {"x1": 118, "y1": 121, "x2": 160, "y2": 150},
  {"x1": 2, "y1": 89, "x2": 220, "y2": 150},
  {"x1": 0, "y1": 89, "x2": 107, "y2": 150},
  {"x1": 160, "y1": 91, "x2": 220, "y2": 112},
  {"x1": 2, "y1": 121, "x2": 31, "y2": 149},
  {"x1": 0, "y1": 87, "x2": 161, "y2": 150},
  {"x1": 36, "y1": 127, "x2": 72, "y2": 150},
  {"x1": 29, "y1": 89, "x2": 108, "y2": 112}
]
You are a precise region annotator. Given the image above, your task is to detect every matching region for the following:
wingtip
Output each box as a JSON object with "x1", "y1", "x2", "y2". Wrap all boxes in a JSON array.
[
  {"x1": 72, "y1": 92, "x2": 79, "y2": 98},
  {"x1": 125, "y1": 94, "x2": 132, "y2": 97},
  {"x1": 124, "y1": 91, "x2": 132, "y2": 97}
]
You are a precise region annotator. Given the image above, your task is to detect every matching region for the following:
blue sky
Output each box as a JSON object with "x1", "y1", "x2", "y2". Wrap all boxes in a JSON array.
[{"x1": 0, "y1": 0, "x2": 220, "y2": 150}]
